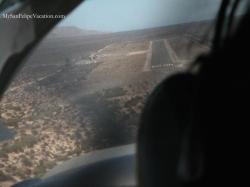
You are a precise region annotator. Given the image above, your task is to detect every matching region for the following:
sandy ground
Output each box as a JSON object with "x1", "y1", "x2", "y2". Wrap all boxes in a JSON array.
[{"x1": 0, "y1": 22, "x2": 211, "y2": 186}]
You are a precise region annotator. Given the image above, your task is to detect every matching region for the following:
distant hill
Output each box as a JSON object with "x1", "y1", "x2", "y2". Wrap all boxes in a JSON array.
[
  {"x1": 43, "y1": 20, "x2": 214, "y2": 43},
  {"x1": 47, "y1": 26, "x2": 106, "y2": 38}
]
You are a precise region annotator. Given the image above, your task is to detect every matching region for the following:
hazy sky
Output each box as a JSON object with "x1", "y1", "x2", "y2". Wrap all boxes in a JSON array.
[{"x1": 60, "y1": 0, "x2": 220, "y2": 32}]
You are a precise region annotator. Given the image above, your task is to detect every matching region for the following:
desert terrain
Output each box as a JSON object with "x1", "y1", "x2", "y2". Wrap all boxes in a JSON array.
[{"x1": 0, "y1": 21, "x2": 212, "y2": 186}]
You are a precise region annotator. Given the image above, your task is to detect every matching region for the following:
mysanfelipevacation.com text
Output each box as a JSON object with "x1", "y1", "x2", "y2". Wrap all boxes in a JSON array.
[{"x1": 0, "y1": 13, "x2": 65, "y2": 20}]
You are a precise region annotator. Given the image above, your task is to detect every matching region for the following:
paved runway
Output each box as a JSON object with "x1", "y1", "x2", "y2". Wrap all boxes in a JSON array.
[{"x1": 151, "y1": 40, "x2": 172, "y2": 67}]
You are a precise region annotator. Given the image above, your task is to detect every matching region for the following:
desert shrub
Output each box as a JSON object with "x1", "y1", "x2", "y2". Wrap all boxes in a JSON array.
[
  {"x1": 15, "y1": 169, "x2": 26, "y2": 179},
  {"x1": 44, "y1": 160, "x2": 57, "y2": 169},
  {"x1": 22, "y1": 156, "x2": 33, "y2": 167},
  {"x1": 0, "y1": 135, "x2": 38, "y2": 154},
  {"x1": 33, "y1": 163, "x2": 46, "y2": 177},
  {"x1": 124, "y1": 96, "x2": 142, "y2": 108},
  {"x1": 0, "y1": 171, "x2": 12, "y2": 181},
  {"x1": 33, "y1": 160, "x2": 56, "y2": 177}
]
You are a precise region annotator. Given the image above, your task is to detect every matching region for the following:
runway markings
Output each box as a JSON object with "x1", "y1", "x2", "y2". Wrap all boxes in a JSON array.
[
  {"x1": 164, "y1": 39, "x2": 179, "y2": 64},
  {"x1": 151, "y1": 64, "x2": 175, "y2": 68},
  {"x1": 143, "y1": 41, "x2": 153, "y2": 72}
]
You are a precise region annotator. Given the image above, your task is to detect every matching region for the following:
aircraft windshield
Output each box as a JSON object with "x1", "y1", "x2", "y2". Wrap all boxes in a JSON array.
[{"x1": 0, "y1": 0, "x2": 219, "y2": 186}]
